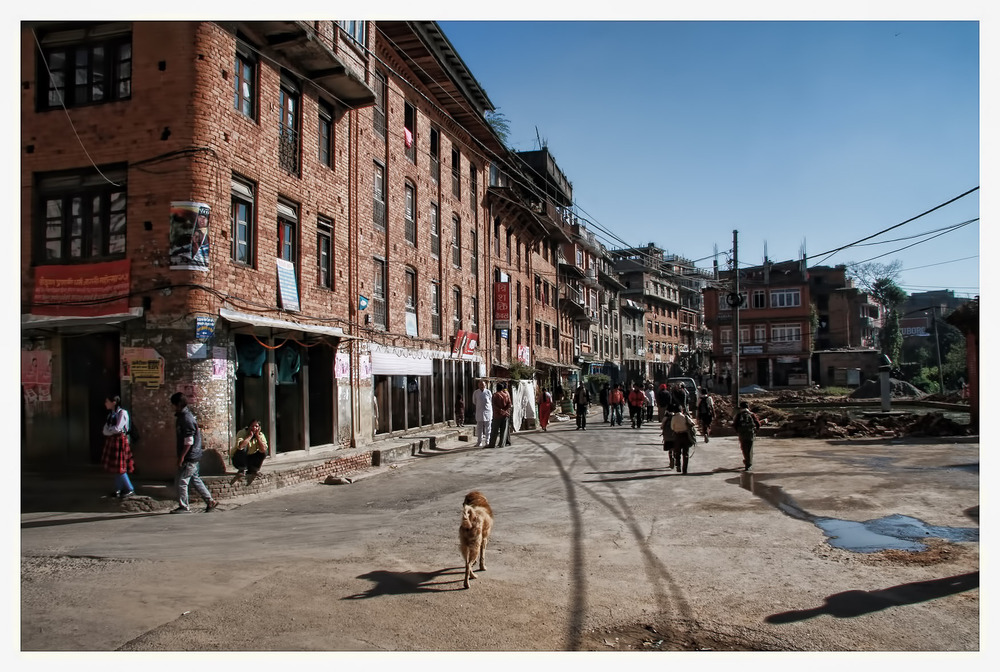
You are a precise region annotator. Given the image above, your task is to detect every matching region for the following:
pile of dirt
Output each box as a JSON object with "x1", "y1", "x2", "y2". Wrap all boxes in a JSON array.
[
  {"x1": 773, "y1": 410, "x2": 970, "y2": 439},
  {"x1": 849, "y1": 378, "x2": 925, "y2": 399}
]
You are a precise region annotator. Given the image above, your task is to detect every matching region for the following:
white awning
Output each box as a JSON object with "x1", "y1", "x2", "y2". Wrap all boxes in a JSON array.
[
  {"x1": 22, "y1": 307, "x2": 144, "y2": 329},
  {"x1": 219, "y1": 308, "x2": 358, "y2": 339}
]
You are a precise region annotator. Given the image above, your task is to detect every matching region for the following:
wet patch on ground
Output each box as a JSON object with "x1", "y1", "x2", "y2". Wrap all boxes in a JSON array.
[{"x1": 728, "y1": 473, "x2": 979, "y2": 553}]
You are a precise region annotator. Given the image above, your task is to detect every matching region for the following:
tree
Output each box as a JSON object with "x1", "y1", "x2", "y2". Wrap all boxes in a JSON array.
[
  {"x1": 864, "y1": 276, "x2": 907, "y2": 366},
  {"x1": 485, "y1": 109, "x2": 511, "y2": 146},
  {"x1": 847, "y1": 260, "x2": 903, "y2": 295}
]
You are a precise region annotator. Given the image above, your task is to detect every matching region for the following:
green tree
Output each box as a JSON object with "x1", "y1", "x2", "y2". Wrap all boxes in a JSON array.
[{"x1": 485, "y1": 109, "x2": 512, "y2": 146}]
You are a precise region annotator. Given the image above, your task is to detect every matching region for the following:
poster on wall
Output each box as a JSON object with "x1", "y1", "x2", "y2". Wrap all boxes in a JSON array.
[
  {"x1": 211, "y1": 346, "x2": 227, "y2": 380},
  {"x1": 335, "y1": 352, "x2": 351, "y2": 379},
  {"x1": 123, "y1": 347, "x2": 165, "y2": 388},
  {"x1": 169, "y1": 201, "x2": 211, "y2": 271}
]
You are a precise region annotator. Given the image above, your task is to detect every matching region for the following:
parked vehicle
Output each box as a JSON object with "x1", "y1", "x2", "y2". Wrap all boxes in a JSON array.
[{"x1": 666, "y1": 377, "x2": 699, "y2": 413}]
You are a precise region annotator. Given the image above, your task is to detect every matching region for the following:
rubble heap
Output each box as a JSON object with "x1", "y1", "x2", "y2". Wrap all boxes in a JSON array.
[{"x1": 849, "y1": 378, "x2": 925, "y2": 399}]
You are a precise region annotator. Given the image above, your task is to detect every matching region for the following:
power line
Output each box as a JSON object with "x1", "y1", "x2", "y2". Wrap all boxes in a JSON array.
[
  {"x1": 845, "y1": 219, "x2": 976, "y2": 266},
  {"x1": 810, "y1": 187, "x2": 979, "y2": 266},
  {"x1": 898, "y1": 255, "x2": 978, "y2": 272}
]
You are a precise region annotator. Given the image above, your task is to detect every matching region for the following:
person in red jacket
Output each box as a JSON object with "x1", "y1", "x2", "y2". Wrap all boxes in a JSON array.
[
  {"x1": 608, "y1": 384, "x2": 625, "y2": 426},
  {"x1": 487, "y1": 382, "x2": 512, "y2": 447},
  {"x1": 627, "y1": 383, "x2": 647, "y2": 429}
]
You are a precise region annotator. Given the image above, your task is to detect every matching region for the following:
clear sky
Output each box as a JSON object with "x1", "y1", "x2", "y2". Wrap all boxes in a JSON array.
[{"x1": 437, "y1": 19, "x2": 981, "y2": 300}]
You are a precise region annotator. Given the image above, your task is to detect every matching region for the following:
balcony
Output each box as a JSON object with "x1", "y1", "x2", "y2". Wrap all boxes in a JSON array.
[{"x1": 238, "y1": 21, "x2": 375, "y2": 110}]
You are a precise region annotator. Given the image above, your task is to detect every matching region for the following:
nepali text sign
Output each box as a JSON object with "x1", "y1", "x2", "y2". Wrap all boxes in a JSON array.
[
  {"x1": 32, "y1": 260, "x2": 130, "y2": 317},
  {"x1": 493, "y1": 282, "x2": 511, "y2": 330}
]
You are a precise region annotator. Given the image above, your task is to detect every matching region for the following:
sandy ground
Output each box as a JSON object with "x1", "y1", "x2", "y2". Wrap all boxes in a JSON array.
[{"x1": 20, "y1": 422, "x2": 979, "y2": 655}]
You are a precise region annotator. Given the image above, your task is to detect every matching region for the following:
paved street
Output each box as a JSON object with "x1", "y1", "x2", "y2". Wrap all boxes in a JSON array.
[{"x1": 21, "y1": 415, "x2": 979, "y2": 652}]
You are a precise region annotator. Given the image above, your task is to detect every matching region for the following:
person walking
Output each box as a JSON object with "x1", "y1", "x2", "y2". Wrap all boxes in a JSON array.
[
  {"x1": 101, "y1": 395, "x2": 135, "y2": 499},
  {"x1": 655, "y1": 383, "x2": 671, "y2": 423},
  {"x1": 733, "y1": 400, "x2": 762, "y2": 471},
  {"x1": 472, "y1": 380, "x2": 493, "y2": 447},
  {"x1": 670, "y1": 407, "x2": 696, "y2": 474},
  {"x1": 488, "y1": 382, "x2": 512, "y2": 447},
  {"x1": 230, "y1": 419, "x2": 268, "y2": 482},
  {"x1": 644, "y1": 383, "x2": 655, "y2": 422},
  {"x1": 538, "y1": 387, "x2": 553, "y2": 431},
  {"x1": 600, "y1": 383, "x2": 611, "y2": 423},
  {"x1": 660, "y1": 407, "x2": 677, "y2": 469},
  {"x1": 573, "y1": 383, "x2": 591, "y2": 430},
  {"x1": 697, "y1": 388, "x2": 715, "y2": 443},
  {"x1": 170, "y1": 392, "x2": 218, "y2": 513},
  {"x1": 627, "y1": 383, "x2": 646, "y2": 429},
  {"x1": 608, "y1": 384, "x2": 625, "y2": 426},
  {"x1": 454, "y1": 392, "x2": 466, "y2": 428},
  {"x1": 726, "y1": 371, "x2": 733, "y2": 395}
]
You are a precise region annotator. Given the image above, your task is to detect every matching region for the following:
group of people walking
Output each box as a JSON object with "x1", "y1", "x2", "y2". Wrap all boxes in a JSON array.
[{"x1": 471, "y1": 379, "x2": 515, "y2": 448}]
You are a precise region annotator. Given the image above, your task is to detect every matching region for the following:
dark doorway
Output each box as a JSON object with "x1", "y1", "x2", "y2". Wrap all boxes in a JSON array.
[
  {"x1": 308, "y1": 344, "x2": 334, "y2": 446},
  {"x1": 64, "y1": 333, "x2": 120, "y2": 466}
]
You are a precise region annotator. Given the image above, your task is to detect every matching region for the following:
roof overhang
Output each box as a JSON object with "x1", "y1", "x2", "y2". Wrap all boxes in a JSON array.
[
  {"x1": 220, "y1": 308, "x2": 359, "y2": 339},
  {"x1": 21, "y1": 307, "x2": 143, "y2": 330}
]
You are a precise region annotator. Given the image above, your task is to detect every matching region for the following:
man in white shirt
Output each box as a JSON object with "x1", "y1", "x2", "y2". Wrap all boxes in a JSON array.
[{"x1": 472, "y1": 380, "x2": 493, "y2": 447}]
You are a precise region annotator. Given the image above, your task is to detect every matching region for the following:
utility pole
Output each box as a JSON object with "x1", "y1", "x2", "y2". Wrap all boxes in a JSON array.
[
  {"x1": 932, "y1": 306, "x2": 945, "y2": 392},
  {"x1": 732, "y1": 229, "x2": 740, "y2": 409}
]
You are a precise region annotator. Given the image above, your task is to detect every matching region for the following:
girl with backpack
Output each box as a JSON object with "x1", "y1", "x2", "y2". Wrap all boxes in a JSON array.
[
  {"x1": 101, "y1": 394, "x2": 135, "y2": 499},
  {"x1": 697, "y1": 388, "x2": 715, "y2": 443},
  {"x1": 669, "y1": 408, "x2": 696, "y2": 474}
]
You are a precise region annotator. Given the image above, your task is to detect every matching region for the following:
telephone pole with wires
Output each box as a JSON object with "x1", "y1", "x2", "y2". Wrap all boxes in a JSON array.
[{"x1": 731, "y1": 229, "x2": 740, "y2": 409}]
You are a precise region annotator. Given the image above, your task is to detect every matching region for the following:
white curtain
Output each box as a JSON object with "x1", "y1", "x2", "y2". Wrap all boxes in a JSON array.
[{"x1": 510, "y1": 380, "x2": 537, "y2": 433}]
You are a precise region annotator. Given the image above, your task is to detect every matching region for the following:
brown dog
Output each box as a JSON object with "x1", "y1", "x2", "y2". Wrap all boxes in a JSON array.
[{"x1": 459, "y1": 491, "x2": 493, "y2": 589}]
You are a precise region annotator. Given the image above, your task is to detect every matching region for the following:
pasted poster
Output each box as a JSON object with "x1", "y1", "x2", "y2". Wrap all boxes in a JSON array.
[
  {"x1": 22, "y1": 350, "x2": 52, "y2": 411},
  {"x1": 123, "y1": 347, "x2": 165, "y2": 388},
  {"x1": 211, "y1": 346, "x2": 227, "y2": 380},
  {"x1": 169, "y1": 201, "x2": 211, "y2": 271},
  {"x1": 335, "y1": 351, "x2": 351, "y2": 379}
]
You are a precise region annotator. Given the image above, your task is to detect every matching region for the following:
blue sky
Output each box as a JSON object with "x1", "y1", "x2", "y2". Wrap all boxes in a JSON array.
[{"x1": 438, "y1": 19, "x2": 980, "y2": 299}]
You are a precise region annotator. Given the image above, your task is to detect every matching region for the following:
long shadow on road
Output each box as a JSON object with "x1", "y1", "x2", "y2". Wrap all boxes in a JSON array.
[{"x1": 765, "y1": 572, "x2": 979, "y2": 623}]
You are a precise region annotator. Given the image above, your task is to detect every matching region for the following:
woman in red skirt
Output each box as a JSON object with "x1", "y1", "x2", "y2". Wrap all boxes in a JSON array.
[
  {"x1": 538, "y1": 387, "x2": 553, "y2": 431},
  {"x1": 101, "y1": 395, "x2": 135, "y2": 498}
]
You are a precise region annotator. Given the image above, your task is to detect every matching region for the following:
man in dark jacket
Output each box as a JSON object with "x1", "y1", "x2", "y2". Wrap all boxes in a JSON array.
[
  {"x1": 574, "y1": 383, "x2": 591, "y2": 430},
  {"x1": 487, "y1": 382, "x2": 513, "y2": 447},
  {"x1": 170, "y1": 392, "x2": 218, "y2": 513}
]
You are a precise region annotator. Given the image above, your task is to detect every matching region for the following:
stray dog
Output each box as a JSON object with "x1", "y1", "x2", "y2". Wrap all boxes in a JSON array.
[{"x1": 459, "y1": 491, "x2": 493, "y2": 589}]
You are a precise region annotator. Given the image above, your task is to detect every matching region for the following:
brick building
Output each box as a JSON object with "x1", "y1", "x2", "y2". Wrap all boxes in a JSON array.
[
  {"x1": 19, "y1": 20, "x2": 518, "y2": 479},
  {"x1": 704, "y1": 256, "x2": 813, "y2": 389}
]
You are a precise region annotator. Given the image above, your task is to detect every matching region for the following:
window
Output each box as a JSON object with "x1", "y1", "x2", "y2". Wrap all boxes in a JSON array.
[
  {"x1": 430, "y1": 281, "x2": 441, "y2": 338},
  {"x1": 754, "y1": 324, "x2": 766, "y2": 342},
  {"x1": 372, "y1": 161, "x2": 386, "y2": 230},
  {"x1": 36, "y1": 23, "x2": 132, "y2": 110},
  {"x1": 451, "y1": 215, "x2": 461, "y2": 268},
  {"x1": 404, "y1": 101, "x2": 416, "y2": 163},
  {"x1": 337, "y1": 20, "x2": 367, "y2": 46},
  {"x1": 317, "y1": 217, "x2": 333, "y2": 289},
  {"x1": 373, "y1": 70, "x2": 387, "y2": 140},
  {"x1": 772, "y1": 324, "x2": 802, "y2": 342},
  {"x1": 372, "y1": 258, "x2": 387, "y2": 329},
  {"x1": 451, "y1": 145, "x2": 461, "y2": 200},
  {"x1": 318, "y1": 103, "x2": 334, "y2": 167},
  {"x1": 752, "y1": 290, "x2": 766, "y2": 309},
  {"x1": 277, "y1": 199, "x2": 298, "y2": 267},
  {"x1": 404, "y1": 181, "x2": 416, "y2": 245},
  {"x1": 720, "y1": 328, "x2": 732, "y2": 344},
  {"x1": 429, "y1": 202, "x2": 440, "y2": 257},
  {"x1": 452, "y1": 286, "x2": 462, "y2": 335},
  {"x1": 470, "y1": 228, "x2": 478, "y2": 277},
  {"x1": 469, "y1": 163, "x2": 478, "y2": 216},
  {"x1": 429, "y1": 128, "x2": 440, "y2": 184},
  {"x1": 405, "y1": 267, "x2": 417, "y2": 311},
  {"x1": 278, "y1": 78, "x2": 300, "y2": 175},
  {"x1": 231, "y1": 176, "x2": 255, "y2": 266},
  {"x1": 233, "y1": 41, "x2": 256, "y2": 119},
  {"x1": 470, "y1": 296, "x2": 478, "y2": 334},
  {"x1": 771, "y1": 288, "x2": 801, "y2": 308},
  {"x1": 740, "y1": 326, "x2": 750, "y2": 343},
  {"x1": 36, "y1": 166, "x2": 127, "y2": 264}
]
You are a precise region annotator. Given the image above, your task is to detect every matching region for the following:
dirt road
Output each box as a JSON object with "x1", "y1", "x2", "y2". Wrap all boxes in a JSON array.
[{"x1": 21, "y1": 423, "x2": 979, "y2": 652}]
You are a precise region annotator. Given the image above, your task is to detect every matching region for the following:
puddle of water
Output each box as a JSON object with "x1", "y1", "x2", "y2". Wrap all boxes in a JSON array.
[{"x1": 730, "y1": 474, "x2": 979, "y2": 553}]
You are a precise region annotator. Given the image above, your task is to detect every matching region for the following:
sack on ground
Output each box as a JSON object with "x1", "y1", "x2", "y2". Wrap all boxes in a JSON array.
[{"x1": 670, "y1": 412, "x2": 687, "y2": 433}]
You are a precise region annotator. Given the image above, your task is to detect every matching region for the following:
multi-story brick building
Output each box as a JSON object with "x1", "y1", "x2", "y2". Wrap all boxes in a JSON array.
[
  {"x1": 610, "y1": 244, "x2": 683, "y2": 382},
  {"x1": 704, "y1": 256, "x2": 813, "y2": 389},
  {"x1": 19, "y1": 20, "x2": 522, "y2": 478}
]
